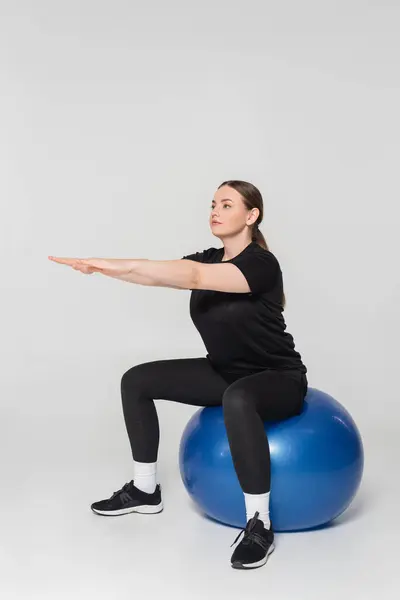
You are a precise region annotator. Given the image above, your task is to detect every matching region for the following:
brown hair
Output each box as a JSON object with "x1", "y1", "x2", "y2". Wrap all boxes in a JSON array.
[{"x1": 217, "y1": 179, "x2": 286, "y2": 309}]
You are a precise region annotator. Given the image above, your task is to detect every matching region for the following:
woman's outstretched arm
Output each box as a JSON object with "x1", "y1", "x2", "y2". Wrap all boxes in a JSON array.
[{"x1": 48, "y1": 256, "x2": 197, "y2": 290}]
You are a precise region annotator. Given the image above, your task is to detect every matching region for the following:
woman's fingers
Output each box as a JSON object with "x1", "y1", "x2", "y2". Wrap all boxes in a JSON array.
[
  {"x1": 48, "y1": 256, "x2": 78, "y2": 266},
  {"x1": 49, "y1": 257, "x2": 98, "y2": 267},
  {"x1": 48, "y1": 256, "x2": 106, "y2": 274},
  {"x1": 48, "y1": 257, "x2": 91, "y2": 267}
]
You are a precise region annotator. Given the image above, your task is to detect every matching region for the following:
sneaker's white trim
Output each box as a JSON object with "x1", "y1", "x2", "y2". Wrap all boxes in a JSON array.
[{"x1": 91, "y1": 501, "x2": 163, "y2": 516}]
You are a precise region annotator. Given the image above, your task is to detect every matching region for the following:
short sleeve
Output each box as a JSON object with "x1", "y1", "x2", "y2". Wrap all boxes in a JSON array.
[
  {"x1": 181, "y1": 250, "x2": 206, "y2": 262},
  {"x1": 229, "y1": 250, "x2": 280, "y2": 294},
  {"x1": 181, "y1": 247, "x2": 217, "y2": 263}
]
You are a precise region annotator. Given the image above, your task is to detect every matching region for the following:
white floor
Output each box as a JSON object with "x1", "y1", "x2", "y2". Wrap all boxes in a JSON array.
[{"x1": 1, "y1": 406, "x2": 398, "y2": 600}]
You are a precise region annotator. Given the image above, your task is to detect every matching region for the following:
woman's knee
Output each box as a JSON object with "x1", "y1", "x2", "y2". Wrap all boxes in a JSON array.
[
  {"x1": 121, "y1": 362, "x2": 153, "y2": 397},
  {"x1": 222, "y1": 382, "x2": 252, "y2": 417}
]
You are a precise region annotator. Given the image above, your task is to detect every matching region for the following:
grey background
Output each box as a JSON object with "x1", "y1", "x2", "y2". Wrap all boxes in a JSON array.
[{"x1": 0, "y1": 1, "x2": 398, "y2": 598}]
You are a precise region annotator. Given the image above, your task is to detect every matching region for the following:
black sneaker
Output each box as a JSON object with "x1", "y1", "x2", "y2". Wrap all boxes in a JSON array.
[
  {"x1": 230, "y1": 511, "x2": 275, "y2": 569},
  {"x1": 91, "y1": 480, "x2": 163, "y2": 516}
]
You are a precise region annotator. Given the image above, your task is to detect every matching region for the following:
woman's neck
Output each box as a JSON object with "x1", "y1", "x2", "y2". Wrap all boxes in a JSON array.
[{"x1": 221, "y1": 239, "x2": 253, "y2": 262}]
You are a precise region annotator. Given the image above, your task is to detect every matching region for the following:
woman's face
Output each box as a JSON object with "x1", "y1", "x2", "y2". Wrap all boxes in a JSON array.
[{"x1": 210, "y1": 185, "x2": 257, "y2": 238}]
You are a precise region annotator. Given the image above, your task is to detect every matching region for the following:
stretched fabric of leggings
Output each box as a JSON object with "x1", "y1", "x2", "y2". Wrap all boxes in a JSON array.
[{"x1": 120, "y1": 358, "x2": 308, "y2": 495}]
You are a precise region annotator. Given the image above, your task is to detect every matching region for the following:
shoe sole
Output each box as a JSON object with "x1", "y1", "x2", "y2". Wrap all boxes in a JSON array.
[
  {"x1": 231, "y1": 542, "x2": 275, "y2": 569},
  {"x1": 91, "y1": 501, "x2": 163, "y2": 516}
]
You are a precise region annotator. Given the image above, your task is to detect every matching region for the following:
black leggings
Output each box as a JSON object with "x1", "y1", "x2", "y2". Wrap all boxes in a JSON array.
[{"x1": 121, "y1": 358, "x2": 308, "y2": 495}]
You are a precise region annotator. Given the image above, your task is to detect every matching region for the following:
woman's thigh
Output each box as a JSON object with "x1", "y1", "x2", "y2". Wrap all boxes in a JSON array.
[
  {"x1": 225, "y1": 369, "x2": 307, "y2": 421},
  {"x1": 122, "y1": 357, "x2": 229, "y2": 407}
]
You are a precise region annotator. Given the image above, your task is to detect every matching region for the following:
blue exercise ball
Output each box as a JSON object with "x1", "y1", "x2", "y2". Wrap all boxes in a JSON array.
[{"x1": 178, "y1": 387, "x2": 364, "y2": 532}]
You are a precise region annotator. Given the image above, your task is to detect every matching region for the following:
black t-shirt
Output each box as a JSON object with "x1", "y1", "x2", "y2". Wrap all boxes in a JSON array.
[{"x1": 182, "y1": 241, "x2": 307, "y2": 383}]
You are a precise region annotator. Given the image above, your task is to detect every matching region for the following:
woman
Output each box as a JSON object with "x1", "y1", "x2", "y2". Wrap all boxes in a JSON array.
[{"x1": 49, "y1": 179, "x2": 308, "y2": 571}]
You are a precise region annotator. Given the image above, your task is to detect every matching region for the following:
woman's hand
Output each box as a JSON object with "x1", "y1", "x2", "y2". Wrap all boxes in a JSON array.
[{"x1": 48, "y1": 256, "x2": 134, "y2": 277}]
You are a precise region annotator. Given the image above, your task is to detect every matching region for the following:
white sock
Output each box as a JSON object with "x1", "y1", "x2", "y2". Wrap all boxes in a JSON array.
[
  {"x1": 244, "y1": 491, "x2": 271, "y2": 529},
  {"x1": 133, "y1": 460, "x2": 157, "y2": 494}
]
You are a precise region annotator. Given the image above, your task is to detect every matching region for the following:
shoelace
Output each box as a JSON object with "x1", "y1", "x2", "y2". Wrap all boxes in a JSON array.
[
  {"x1": 230, "y1": 511, "x2": 270, "y2": 551},
  {"x1": 110, "y1": 481, "x2": 133, "y2": 501}
]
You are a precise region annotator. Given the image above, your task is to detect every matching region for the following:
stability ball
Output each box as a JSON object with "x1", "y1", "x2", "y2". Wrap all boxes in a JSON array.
[{"x1": 178, "y1": 387, "x2": 364, "y2": 532}]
